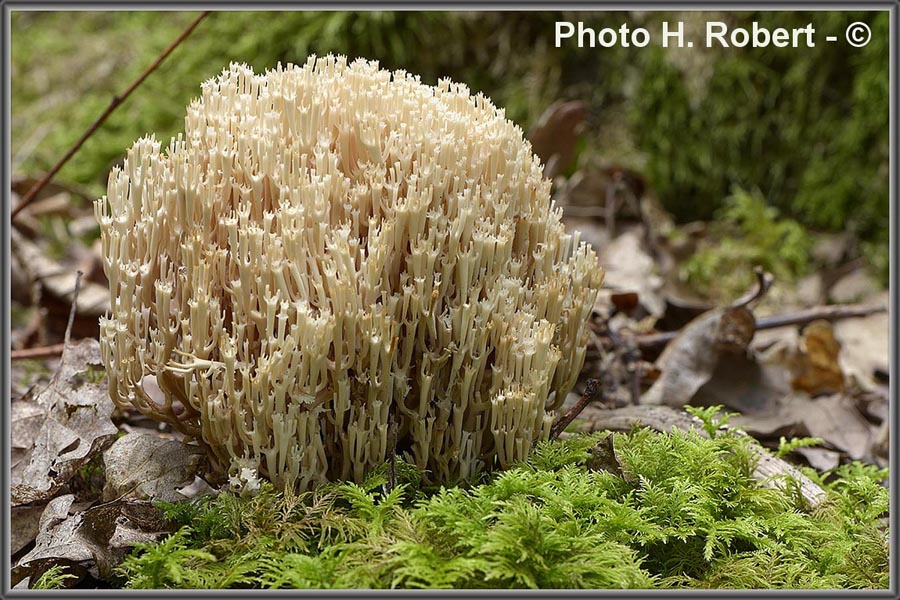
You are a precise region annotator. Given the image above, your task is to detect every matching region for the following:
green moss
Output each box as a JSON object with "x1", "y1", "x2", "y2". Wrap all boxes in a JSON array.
[
  {"x1": 118, "y1": 415, "x2": 888, "y2": 590},
  {"x1": 630, "y1": 11, "x2": 889, "y2": 277},
  {"x1": 681, "y1": 187, "x2": 812, "y2": 301},
  {"x1": 31, "y1": 564, "x2": 78, "y2": 590}
]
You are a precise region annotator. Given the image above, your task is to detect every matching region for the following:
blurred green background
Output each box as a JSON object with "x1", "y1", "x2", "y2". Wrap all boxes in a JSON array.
[{"x1": 10, "y1": 10, "x2": 890, "y2": 277}]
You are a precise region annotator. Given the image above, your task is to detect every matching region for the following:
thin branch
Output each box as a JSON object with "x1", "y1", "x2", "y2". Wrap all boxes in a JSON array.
[
  {"x1": 550, "y1": 378, "x2": 603, "y2": 440},
  {"x1": 41, "y1": 271, "x2": 83, "y2": 391},
  {"x1": 63, "y1": 271, "x2": 84, "y2": 350},
  {"x1": 11, "y1": 11, "x2": 211, "y2": 221},
  {"x1": 636, "y1": 302, "x2": 887, "y2": 350},
  {"x1": 729, "y1": 266, "x2": 773, "y2": 309},
  {"x1": 10, "y1": 343, "x2": 67, "y2": 361}
]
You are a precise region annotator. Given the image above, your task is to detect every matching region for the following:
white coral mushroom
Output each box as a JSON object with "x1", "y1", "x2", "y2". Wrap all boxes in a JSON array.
[{"x1": 95, "y1": 55, "x2": 603, "y2": 490}]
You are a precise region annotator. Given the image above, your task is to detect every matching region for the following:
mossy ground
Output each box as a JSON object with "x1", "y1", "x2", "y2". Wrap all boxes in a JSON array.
[{"x1": 117, "y1": 412, "x2": 889, "y2": 590}]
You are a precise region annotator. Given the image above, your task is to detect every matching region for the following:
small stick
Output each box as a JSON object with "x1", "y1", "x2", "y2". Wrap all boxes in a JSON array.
[
  {"x1": 11, "y1": 11, "x2": 211, "y2": 221},
  {"x1": 43, "y1": 271, "x2": 83, "y2": 393},
  {"x1": 729, "y1": 267, "x2": 773, "y2": 309},
  {"x1": 387, "y1": 418, "x2": 398, "y2": 492},
  {"x1": 636, "y1": 302, "x2": 887, "y2": 350},
  {"x1": 550, "y1": 378, "x2": 602, "y2": 441},
  {"x1": 10, "y1": 343, "x2": 67, "y2": 361},
  {"x1": 62, "y1": 271, "x2": 83, "y2": 350}
]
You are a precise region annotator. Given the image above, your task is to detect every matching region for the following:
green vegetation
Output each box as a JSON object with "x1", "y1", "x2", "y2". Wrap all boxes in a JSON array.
[
  {"x1": 119, "y1": 415, "x2": 888, "y2": 590},
  {"x1": 681, "y1": 187, "x2": 812, "y2": 301},
  {"x1": 31, "y1": 564, "x2": 79, "y2": 590},
  {"x1": 630, "y1": 11, "x2": 889, "y2": 274}
]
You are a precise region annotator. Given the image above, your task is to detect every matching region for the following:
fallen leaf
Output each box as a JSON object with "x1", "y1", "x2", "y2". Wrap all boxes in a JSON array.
[
  {"x1": 103, "y1": 433, "x2": 206, "y2": 503},
  {"x1": 795, "y1": 447, "x2": 842, "y2": 472},
  {"x1": 833, "y1": 292, "x2": 889, "y2": 387},
  {"x1": 11, "y1": 339, "x2": 118, "y2": 506},
  {"x1": 732, "y1": 393, "x2": 874, "y2": 461},
  {"x1": 586, "y1": 433, "x2": 633, "y2": 482},
  {"x1": 528, "y1": 100, "x2": 587, "y2": 179},
  {"x1": 11, "y1": 504, "x2": 46, "y2": 557},
  {"x1": 11, "y1": 390, "x2": 46, "y2": 473},
  {"x1": 692, "y1": 351, "x2": 790, "y2": 415},
  {"x1": 11, "y1": 227, "x2": 109, "y2": 342},
  {"x1": 642, "y1": 306, "x2": 756, "y2": 407},
  {"x1": 12, "y1": 494, "x2": 167, "y2": 586},
  {"x1": 600, "y1": 227, "x2": 666, "y2": 317},
  {"x1": 790, "y1": 320, "x2": 844, "y2": 395}
]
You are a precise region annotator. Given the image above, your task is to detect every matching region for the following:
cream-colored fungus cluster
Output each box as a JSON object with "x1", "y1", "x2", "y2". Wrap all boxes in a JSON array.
[{"x1": 96, "y1": 56, "x2": 603, "y2": 490}]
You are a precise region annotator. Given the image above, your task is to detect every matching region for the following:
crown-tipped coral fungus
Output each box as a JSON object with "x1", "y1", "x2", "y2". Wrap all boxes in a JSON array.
[{"x1": 96, "y1": 56, "x2": 603, "y2": 490}]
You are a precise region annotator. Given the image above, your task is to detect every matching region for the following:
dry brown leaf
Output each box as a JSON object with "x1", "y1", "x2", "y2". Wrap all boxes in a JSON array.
[
  {"x1": 642, "y1": 306, "x2": 756, "y2": 407},
  {"x1": 692, "y1": 351, "x2": 790, "y2": 415},
  {"x1": 11, "y1": 339, "x2": 118, "y2": 506},
  {"x1": 732, "y1": 393, "x2": 875, "y2": 461},
  {"x1": 528, "y1": 100, "x2": 587, "y2": 179},
  {"x1": 11, "y1": 494, "x2": 166, "y2": 586},
  {"x1": 795, "y1": 447, "x2": 842, "y2": 472},
  {"x1": 600, "y1": 227, "x2": 665, "y2": 317},
  {"x1": 103, "y1": 433, "x2": 205, "y2": 503},
  {"x1": 11, "y1": 504, "x2": 46, "y2": 557},
  {"x1": 790, "y1": 320, "x2": 845, "y2": 395},
  {"x1": 11, "y1": 390, "x2": 46, "y2": 472}
]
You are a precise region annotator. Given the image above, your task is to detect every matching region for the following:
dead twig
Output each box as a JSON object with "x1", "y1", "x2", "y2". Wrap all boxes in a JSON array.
[
  {"x1": 10, "y1": 343, "x2": 67, "y2": 361},
  {"x1": 636, "y1": 302, "x2": 886, "y2": 350},
  {"x1": 11, "y1": 11, "x2": 211, "y2": 221},
  {"x1": 729, "y1": 267, "x2": 773, "y2": 309},
  {"x1": 46, "y1": 270, "x2": 84, "y2": 386},
  {"x1": 550, "y1": 378, "x2": 603, "y2": 440},
  {"x1": 63, "y1": 271, "x2": 83, "y2": 350}
]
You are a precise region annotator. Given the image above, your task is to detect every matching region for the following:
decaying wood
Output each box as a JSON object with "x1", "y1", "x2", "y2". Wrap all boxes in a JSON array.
[{"x1": 570, "y1": 404, "x2": 827, "y2": 509}]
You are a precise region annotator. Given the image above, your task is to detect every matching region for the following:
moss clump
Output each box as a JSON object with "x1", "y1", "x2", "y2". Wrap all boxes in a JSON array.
[
  {"x1": 118, "y1": 417, "x2": 888, "y2": 590},
  {"x1": 31, "y1": 564, "x2": 79, "y2": 590},
  {"x1": 630, "y1": 11, "x2": 889, "y2": 276},
  {"x1": 681, "y1": 187, "x2": 811, "y2": 301}
]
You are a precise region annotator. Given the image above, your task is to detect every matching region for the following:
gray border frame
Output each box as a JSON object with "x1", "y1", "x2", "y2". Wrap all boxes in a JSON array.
[{"x1": 2, "y1": 2, "x2": 896, "y2": 598}]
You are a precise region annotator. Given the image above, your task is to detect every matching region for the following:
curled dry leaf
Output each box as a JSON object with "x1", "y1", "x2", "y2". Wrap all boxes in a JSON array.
[
  {"x1": 102, "y1": 433, "x2": 206, "y2": 503},
  {"x1": 12, "y1": 493, "x2": 167, "y2": 587},
  {"x1": 692, "y1": 351, "x2": 791, "y2": 416},
  {"x1": 585, "y1": 433, "x2": 634, "y2": 482},
  {"x1": 11, "y1": 338, "x2": 118, "y2": 506},
  {"x1": 642, "y1": 306, "x2": 756, "y2": 407},
  {"x1": 790, "y1": 320, "x2": 845, "y2": 395}
]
